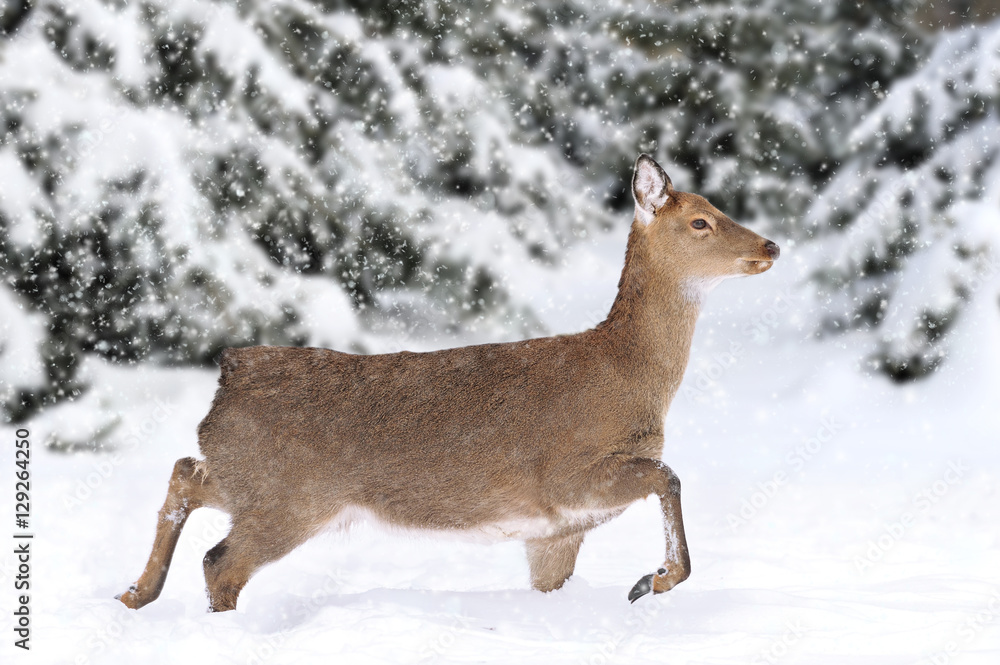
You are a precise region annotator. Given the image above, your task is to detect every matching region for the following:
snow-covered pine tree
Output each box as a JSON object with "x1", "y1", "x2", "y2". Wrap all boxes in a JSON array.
[
  {"x1": 0, "y1": 0, "x2": 929, "y2": 423},
  {"x1": 497, "y1": 0, "x2": 927, "y2": 235},
  {"x1": 0, "y1": 0, "x2": 610, "y2": 421},
  {"x1": 807, "y1": 19, "x2": 1000, "y2": 380}
]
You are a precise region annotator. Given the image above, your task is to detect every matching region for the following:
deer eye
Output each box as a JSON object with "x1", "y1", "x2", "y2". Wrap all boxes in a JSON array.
[{"x1": 691, "y1": 219, "x2": 708, "y2": 230}]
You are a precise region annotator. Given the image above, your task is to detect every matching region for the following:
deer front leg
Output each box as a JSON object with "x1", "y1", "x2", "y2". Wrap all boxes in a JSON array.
[{"x1": 580, "y1": 455, "x2": 691, "y2": 602}]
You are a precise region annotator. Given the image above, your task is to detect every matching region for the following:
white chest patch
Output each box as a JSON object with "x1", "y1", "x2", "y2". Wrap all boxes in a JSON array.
[{"x1": 682, "y1": 276, "x2": 727, "y2": 304}]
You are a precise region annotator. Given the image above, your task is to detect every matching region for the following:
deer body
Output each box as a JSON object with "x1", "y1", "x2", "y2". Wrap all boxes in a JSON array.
[{"x1": 118, "y1": 155, "x2": 778, "y2": 612}]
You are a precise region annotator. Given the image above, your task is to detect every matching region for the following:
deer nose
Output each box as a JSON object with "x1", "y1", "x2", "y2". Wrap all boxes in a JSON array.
[{"x1": 764, "y1": 241, "x2": 780, "y2": 260}]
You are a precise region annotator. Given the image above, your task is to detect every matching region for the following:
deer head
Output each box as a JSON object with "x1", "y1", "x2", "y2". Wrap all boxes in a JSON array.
[{"x1": 632, "y1": 154, "x2": 780, "y2": 300}]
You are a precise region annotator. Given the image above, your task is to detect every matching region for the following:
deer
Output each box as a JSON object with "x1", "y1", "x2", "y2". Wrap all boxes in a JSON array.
[{"x1": 116, "y1": 154, "x2": 779, "y2": 612}]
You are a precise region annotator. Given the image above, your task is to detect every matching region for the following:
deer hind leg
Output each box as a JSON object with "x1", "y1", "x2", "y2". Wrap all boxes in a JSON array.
[
  {"x1": 577, "y1": 455, "x2": 691, "y2": 602},
  {"x1": 118, "y1": 457, "x2": 223, "y2": 609},
  {"x1": 526, "y1": 531, "x2": 586, "y2": 592},
  {"x1": 202, "y1": 511, "x2": 315, "y2": 612}
]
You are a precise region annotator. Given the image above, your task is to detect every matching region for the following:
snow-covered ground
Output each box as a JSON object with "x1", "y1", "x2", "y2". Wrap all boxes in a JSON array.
[{"x1": 2, "y1": 225, "x2": 998, "y2": 664}]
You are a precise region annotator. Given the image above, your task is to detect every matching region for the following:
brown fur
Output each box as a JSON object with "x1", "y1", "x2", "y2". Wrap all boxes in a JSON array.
[{"x1": 118, "y1": 154, "x2": 779, "y2": 611}]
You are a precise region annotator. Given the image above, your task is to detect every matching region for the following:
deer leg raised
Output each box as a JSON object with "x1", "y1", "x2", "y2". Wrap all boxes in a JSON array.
[
  {"x1": 118, "y1": 457, "x2": 222, "y2": 609},
  {"x1": 577, "y1": 455, "x2": 690, "y2": 602}
]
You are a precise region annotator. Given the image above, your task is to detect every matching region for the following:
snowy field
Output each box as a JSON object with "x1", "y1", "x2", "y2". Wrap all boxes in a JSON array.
[{"x1": 3, "y1": 227, "x2": 999, "y2": 665}]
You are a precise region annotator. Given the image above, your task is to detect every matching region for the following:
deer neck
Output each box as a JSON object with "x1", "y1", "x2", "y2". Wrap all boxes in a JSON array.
[{"x1": 597, "y1": 225, "x2": 703, "y2": 408}]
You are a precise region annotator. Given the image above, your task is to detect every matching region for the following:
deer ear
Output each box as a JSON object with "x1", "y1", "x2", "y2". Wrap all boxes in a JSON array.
[{"x1": 632, "y1": 154, "x2": 673, "y2": 225}]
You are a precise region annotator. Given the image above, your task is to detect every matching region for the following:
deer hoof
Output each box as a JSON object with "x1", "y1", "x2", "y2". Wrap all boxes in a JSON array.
[
  {"x1": 628, "y1": 566, "x2": 684, "y2": 602},
  {"x1": 628, "y1": 574, "x2": 654, "y2": 603},
  {"x1": 116, "y1": 585, "x2": 141, "y2": 609}
]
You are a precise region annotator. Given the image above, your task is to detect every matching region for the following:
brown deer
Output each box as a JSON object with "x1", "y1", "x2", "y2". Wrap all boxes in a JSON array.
[{"x1": 117, "y1": 154, "x2": 779, "y2": 612}]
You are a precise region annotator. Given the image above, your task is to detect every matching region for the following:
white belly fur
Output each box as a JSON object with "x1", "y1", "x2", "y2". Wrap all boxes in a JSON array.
[{"x1": 322, "y1": 505, "x2": 625, "y2": 543}]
